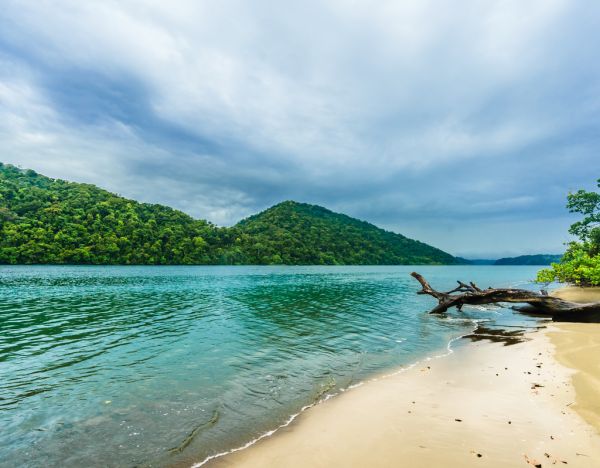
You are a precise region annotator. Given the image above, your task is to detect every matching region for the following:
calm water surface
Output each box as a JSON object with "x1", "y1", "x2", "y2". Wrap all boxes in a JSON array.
[{"x1": 0, "y1": 265, "x2": 544, "y2": 467}]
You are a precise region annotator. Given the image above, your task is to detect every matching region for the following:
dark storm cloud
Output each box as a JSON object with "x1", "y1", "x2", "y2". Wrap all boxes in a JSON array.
[{"x1": 1, "y1": 0, "x2": 599, "y2": 256}]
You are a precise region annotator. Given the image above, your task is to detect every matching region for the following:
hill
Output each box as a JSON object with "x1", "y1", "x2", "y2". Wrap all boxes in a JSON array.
[
  {"x1": 0, "y1": 163, "x2": 231, "y2": 264},
  {"x1": 0, "y1": 163, "x2": 460, "y2": 265},
  {"x1": 494, "y1": 254, "x2": 563, "y2": 266},
  {"x1": 235, "y1": 201, "x2": 462, "y2": 265}
]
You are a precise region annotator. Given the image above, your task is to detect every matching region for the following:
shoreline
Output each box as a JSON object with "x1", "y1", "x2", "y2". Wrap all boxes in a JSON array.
[
  {"x1": 204, "y1": 325, "x2": 600, "y2": 467},
  {"x1": 549, "y1": 284, "x2": 600, "y2": 434},
  {"x1": 192, "y1": 330, "x2": 475, "y2": 467},
  {"x1": 548, "y1": 323, "x2": 600, "y2": 435}
]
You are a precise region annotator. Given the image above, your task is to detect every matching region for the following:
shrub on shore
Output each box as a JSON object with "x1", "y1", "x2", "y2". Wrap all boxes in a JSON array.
[{"x1": 537, "y1": 242, "x2": 600, "y2": 286}]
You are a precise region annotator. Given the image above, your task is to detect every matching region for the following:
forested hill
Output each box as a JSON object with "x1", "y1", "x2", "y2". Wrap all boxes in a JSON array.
[
  {"x1": 236, "y1": 201, "x2": 460, "y2": 265},
  {"x1": 0, "y1": 163, "x2": 227, "y2": 264},
  {"x1": 0, "y1": 163, "x2": 461, "y2": 265}
]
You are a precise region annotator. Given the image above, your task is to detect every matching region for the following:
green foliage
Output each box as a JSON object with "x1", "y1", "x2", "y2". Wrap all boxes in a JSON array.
[
  {"x1": 566, "y1": 179, "x2": 600, "y2": 243},
  {"x1": 0, "y1": 163, "x2": 460, "y2": 265},
  {"x1": 537, "y1": 179, "x2": 600, "y2": 285},
  {"x1": 536, "y1": 242, "x2": 600, "y2": 286}
]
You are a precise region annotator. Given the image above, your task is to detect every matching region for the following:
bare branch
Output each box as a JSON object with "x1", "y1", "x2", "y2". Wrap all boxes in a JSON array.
[{"x1": 410, "y1": 272, "x2": 600, "y2": 323}]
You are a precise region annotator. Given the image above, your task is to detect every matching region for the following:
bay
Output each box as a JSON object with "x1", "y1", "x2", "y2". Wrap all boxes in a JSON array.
[{"x1": 0, "y1": 265, "x2": 543, "y2": 467}]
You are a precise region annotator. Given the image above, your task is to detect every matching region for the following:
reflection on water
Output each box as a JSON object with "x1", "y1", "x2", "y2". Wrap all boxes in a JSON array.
[{"x1": 0, "y1": 265, "x2": 544, "y2": 467}]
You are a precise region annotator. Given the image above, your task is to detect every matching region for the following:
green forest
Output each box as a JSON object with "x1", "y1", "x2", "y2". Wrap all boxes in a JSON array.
[
  {"x1": 537, "y1": 178, "x2": 600, "y2": 286},
  {"x1": 0, "y1": 163, "x2": 460, "y2": 265}
]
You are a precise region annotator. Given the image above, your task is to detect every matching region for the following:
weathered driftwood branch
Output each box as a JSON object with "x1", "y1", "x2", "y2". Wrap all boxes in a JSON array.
[{"x1": 410, "y1": 272, "x2": 600, "y2": 323}]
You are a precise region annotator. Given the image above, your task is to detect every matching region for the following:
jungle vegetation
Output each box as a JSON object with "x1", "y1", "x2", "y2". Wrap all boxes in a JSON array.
[{"x1": 0, "y1": 163, "x2": 461, "y2": 265}]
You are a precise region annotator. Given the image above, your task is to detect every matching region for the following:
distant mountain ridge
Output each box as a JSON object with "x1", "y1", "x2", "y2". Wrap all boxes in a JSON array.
[
  {"x1": 463, "y1": 259, "x2": 496, "y2": 265},
  {"x1": 493, "y1": 254, "x2": 563, "y2": 266},
  {"x1": 0, "y1": 163, "x2": 462, "y2": 265}
]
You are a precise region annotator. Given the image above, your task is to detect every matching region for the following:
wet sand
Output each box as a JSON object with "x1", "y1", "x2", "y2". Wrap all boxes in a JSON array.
[
  {"x1": 548, "y1": 323, "x2": 600, "y2": 435},
  {"x1": 548, "y1": 286, "x2": 600, "y2": 433},
  {"x1": 207, "y1": 329, "x2": 600, "y2": 468}
]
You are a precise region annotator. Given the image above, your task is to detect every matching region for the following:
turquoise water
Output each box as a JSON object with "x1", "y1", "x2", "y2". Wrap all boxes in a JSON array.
[{"x1": 0, "y1": 265, "x2": 544, "y2": 467}]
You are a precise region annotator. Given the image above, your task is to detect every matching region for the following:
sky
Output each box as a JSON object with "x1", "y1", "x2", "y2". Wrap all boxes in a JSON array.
[{"x1": 1, "y1": 1, "x2": 599, "y2": 258}]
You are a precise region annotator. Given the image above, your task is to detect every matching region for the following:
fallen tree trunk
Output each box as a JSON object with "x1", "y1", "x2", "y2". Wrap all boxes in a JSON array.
[{"x1": 410, "y1": 272, "x2": 600, "y2": 323}]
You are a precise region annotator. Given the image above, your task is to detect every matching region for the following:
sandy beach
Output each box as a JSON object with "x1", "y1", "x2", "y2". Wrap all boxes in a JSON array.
[
  {"x1": 549, "y1": 286, "x2": 600, "y2": 432},
  {"x1": 207, "y1": 320, "x2": 600, "y2": 468},
  {"x1": 549, "y1": 323, "x2": 600, "y2": 435},
  {"x1": 552, "y1": 286, "x2": 600, "y2": 303}
]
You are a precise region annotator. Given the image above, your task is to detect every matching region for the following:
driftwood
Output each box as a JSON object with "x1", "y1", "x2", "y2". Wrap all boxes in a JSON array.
[{"x1": 410, "y1": 272, "x2": 600, "y2": 323}]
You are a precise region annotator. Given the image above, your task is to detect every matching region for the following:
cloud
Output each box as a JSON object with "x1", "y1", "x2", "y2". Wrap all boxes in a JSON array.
[{"x1": 0, "y1": 0, "x2": 599, "y2": 255}]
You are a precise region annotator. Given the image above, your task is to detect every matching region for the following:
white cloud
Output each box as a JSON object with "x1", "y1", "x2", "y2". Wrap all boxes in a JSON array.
[{"x1": 0, "y1": 0, "x2": 599, "y2": 254}]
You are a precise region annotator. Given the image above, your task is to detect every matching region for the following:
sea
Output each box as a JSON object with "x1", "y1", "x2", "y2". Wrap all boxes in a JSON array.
[{"x1": 0, "y1": 265, "x2": 547, "y2": 467}]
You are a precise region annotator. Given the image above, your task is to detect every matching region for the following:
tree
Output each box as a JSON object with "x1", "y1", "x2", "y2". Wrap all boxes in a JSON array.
[
  {"x1": 566, "y1": 179, "x2": 600, "y2": 247},
  {"x1": 537, "y1": 179, "x2": 600, "y2": 286}
]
